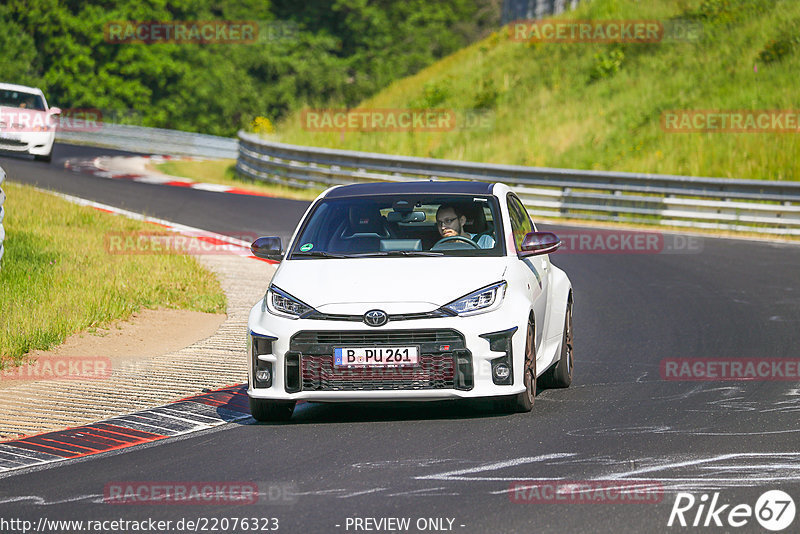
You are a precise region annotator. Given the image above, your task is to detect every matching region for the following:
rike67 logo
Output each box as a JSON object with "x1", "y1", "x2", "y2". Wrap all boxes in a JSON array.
[{"x1": 668, "y1": 490, "x2": 796, "y2": 531}]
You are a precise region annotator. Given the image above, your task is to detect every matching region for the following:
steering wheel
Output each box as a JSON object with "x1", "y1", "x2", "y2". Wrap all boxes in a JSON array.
[{"x1": 431, "y1": 235, "x2": 480, "y2": 250}]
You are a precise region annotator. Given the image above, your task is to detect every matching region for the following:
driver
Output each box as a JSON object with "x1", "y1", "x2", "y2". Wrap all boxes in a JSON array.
[{"x1": 435, "y1": 203, "x2": 495, "y2": 248}]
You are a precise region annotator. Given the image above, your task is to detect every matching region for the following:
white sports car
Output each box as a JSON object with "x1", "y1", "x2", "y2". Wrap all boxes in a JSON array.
[
  {"x1": 247, "y1": 181, "x2": 573, "y2": 421},
  {"x1": 0, "y1": 83, "x2": 61, "y2": 163}
]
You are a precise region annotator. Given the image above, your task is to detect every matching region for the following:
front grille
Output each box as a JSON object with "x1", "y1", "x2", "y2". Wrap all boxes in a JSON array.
[
  {"x1": 289, "y1": 330, "x2": 472, "y2": 391},
  {"x1": 292, "y1": 330, "x2": 463, "y2": 346},
  {"x1": 302, "y1": 354, "x2": 455, "y2": 390},
  {"x1": 302, "y1": 309, "x2": 454, "y2": 323},
  {"x1": 0, "y1": 139, "x2": 27, "y2": 148}
]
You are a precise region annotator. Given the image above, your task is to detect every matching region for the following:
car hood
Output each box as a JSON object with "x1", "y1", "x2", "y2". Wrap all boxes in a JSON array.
[{"x1": 271, "y1": 256, "x2": 509, "y2": 314}]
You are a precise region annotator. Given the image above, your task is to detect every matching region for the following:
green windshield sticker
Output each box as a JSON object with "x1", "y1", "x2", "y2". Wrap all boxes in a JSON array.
[{"x1": 300, "y1": 243, "x2": 314, "y2": 252}]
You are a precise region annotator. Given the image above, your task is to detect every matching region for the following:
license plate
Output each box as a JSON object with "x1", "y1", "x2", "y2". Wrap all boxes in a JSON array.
[
  {"x1": 334, "y1": 346, "x2": 419, "y2": 367},
  {"x1": 0, "y1": 132, "x2": 20, "y2": 141}
]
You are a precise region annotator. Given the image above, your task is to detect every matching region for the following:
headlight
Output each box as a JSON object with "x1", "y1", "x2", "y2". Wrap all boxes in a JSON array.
[
  {"x1": 266, "y1": 285, "x2": 314, "y2": 318},
  {"x1": 443, "y1": 281, "x2": 507, "y2": 316}
]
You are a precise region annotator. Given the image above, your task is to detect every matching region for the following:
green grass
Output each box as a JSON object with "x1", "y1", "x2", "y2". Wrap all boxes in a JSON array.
[
  {"x1": 276, "y1": 0, "x2": 800, "y2": 181},
  {"x1": 0, "y1": 182, "x2": 226, "y2": 365},
  {"x1": 153, "y1": 159, "x2": 325, "y2": 201}
]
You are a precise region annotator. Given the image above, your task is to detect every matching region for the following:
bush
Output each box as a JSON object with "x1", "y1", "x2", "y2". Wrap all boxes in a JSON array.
[
  {"x1": 758, "y1": 21, "x2": 800, "y2": 64},
  {"x1": 589, "y1": 48, "x2": 625, "y2": 82},
  {"x1": 473, "y1": 78, "x2": 500, "y2": 109},
  {"x1": 414, "y1": 81, "x2": 451, "y2": 108},
  {"x1": 251, "y1": 116, "x2": 275, "y2": 135}
]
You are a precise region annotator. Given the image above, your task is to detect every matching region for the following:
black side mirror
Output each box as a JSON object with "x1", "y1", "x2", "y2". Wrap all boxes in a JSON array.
[
  {"x1": 251, "y1": 236, "x2": 283, "y2": 261},
  {"x1": 519, "y1": 232, "x2": 561, "y2": 257}
]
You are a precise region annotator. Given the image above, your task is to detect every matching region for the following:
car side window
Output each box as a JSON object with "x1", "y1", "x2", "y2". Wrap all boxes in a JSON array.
[{"x1": 507, "y1": 195, "x2": 532, "y2": 251}]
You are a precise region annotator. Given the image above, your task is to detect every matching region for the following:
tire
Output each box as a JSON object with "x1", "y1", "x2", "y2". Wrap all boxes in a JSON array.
[
  {"x1": 249, "y1": 397, "x2": 295, "y2": 422},
  {"x1": 541, "y1": 300, "x2": 573, "y2": 388},
  {"x1": 34, "y1": 152, "x2": 52, "y2": 163},
  {"x1": 498, "y1": 319, "x2": 536, "y2": 413}
]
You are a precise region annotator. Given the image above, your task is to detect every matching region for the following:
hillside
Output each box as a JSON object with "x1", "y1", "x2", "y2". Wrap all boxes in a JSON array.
[{"x1": 276, "y1": 0, "x2": 800, "y2": 181}]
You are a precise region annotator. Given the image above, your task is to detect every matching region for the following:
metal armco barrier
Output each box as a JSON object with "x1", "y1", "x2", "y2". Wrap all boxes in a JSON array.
[
  {"x1": 502, "y1": 0, "x2": 582, "y2": 25},
  {"x1": 0, "y1": 165, "x2": 5, "y2": 265},
  {"x1": 237, "y1": 131, "x2": 800, "y2": 236},
  {"x1": 56, "y1": 123, "x2": 238, "y2": 159}
]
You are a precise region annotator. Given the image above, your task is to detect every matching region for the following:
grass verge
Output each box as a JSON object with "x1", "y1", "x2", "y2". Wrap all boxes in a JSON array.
[
  {"x1": 0, "y1": 182, "x2": 226, "y2": 365},
  {"x1": 152, "y1": 159, "x2": 324, "y2": 201}
]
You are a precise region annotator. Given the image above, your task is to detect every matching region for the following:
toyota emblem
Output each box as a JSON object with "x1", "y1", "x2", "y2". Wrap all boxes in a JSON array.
[{"x1": 363, "y1": 309, "x2": 388, "y2": 327}]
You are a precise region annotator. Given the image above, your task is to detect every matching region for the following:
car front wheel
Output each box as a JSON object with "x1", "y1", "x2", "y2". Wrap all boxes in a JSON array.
[{"x1": 541, "y1": 300, "x2": 573, "y2": 388}]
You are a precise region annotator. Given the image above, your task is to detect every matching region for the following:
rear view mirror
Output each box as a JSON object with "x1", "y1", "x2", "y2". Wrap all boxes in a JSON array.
[
  {"x1": 387, "y1": 211, "x2": 426, "y2": 223},
  {"x1": 251, "y1": 236, "x2": 283, "y2": 261},
  {"x1": 519, "y1": 232, "x2": 561, "y2": 257},
  {"x1": 380, "y1": 239, "x2": 423, "y2": 252}
]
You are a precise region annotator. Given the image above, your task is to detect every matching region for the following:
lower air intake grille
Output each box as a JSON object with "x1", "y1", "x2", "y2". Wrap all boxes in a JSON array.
[{"x1": 289, "y1": 330, "x2": 472, "y2": 391}]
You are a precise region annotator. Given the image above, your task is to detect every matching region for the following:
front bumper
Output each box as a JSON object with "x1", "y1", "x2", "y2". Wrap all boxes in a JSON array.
[
  {"x1": 247, "y1": 299, "x2": 528, "y2": 402},
  {"x1": 0, "y1": 131, "x2": 55, "y2": 155}
]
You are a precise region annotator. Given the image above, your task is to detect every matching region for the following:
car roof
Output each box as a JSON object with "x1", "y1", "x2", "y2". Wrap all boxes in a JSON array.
[
  {"x1": 323, "y1": 180, "x2": 496, "y2": 198},
  {"x1": 0, "y1": 83, "x2": 45, "y2": 96}
]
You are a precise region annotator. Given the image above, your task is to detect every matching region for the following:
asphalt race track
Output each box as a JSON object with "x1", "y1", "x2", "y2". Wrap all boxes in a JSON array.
[{"x1": 1, "y1": 144, "x2": 799, "y2": 533}]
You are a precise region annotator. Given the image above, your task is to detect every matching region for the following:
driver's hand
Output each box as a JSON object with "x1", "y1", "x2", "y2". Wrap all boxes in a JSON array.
[{"x1": 441, "y1": 228, "x2": 457, "y2": 237}]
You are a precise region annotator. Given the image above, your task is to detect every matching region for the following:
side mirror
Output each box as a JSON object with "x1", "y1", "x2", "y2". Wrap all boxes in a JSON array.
[
  {"x1": 251, "y1": 236, "x2": 283, "y2": 261},
  {"x1": 519, "y1": 232, "x2": 561, "y2": 257},
  {"x1": 48, "y1": 107, "x2": 62, "y2": 115}
]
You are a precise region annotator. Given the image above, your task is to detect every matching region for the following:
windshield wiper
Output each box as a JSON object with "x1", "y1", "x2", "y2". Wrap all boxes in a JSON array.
[
  {"x1": 291, "y1": 251, "x2": 349, "y2": 258},
  {"x1": 347, "y1": 251, "x2": 444, "y2": 257}
]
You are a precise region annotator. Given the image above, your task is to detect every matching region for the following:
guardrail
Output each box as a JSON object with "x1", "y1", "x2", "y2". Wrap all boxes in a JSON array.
[
  {"x1": 237, "y1": 131, "x2": 800, "y2": 236},
  {"x1": 0, "y1": 165, "x2": 5, "y2": 266},
  {"x1": 502, "y1": 0, "x2": 582, "y2": 24},
  {"x1": 56, "y1": 123, "x2": 238, "y2": 159}
]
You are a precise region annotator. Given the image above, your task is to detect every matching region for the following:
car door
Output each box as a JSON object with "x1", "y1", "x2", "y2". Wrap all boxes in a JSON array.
[{"x1": 506, "y1": 193, "x2": 550, "y2": 352}]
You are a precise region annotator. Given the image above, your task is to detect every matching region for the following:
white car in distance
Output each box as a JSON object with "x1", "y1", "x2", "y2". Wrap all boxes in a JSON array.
[
  {"x1": 0, "y1": 83, "x2": 61, "y2": 163},
  {"x1": 247, "y1": 181, "x2": 574, "y2": 421}
]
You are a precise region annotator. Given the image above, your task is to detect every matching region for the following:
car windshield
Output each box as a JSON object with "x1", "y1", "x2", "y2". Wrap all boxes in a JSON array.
[
  {"x1": 290, "y1": 194, "x2": 504, "y2": 258},
  {"x1": 0, "y1": 89, "x2": 46, "y2": 111}
]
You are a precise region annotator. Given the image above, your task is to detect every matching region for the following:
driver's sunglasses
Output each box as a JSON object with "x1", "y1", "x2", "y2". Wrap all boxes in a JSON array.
[{"x1": 436, "y1": 217, "x2": 458, "y2": 226}]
